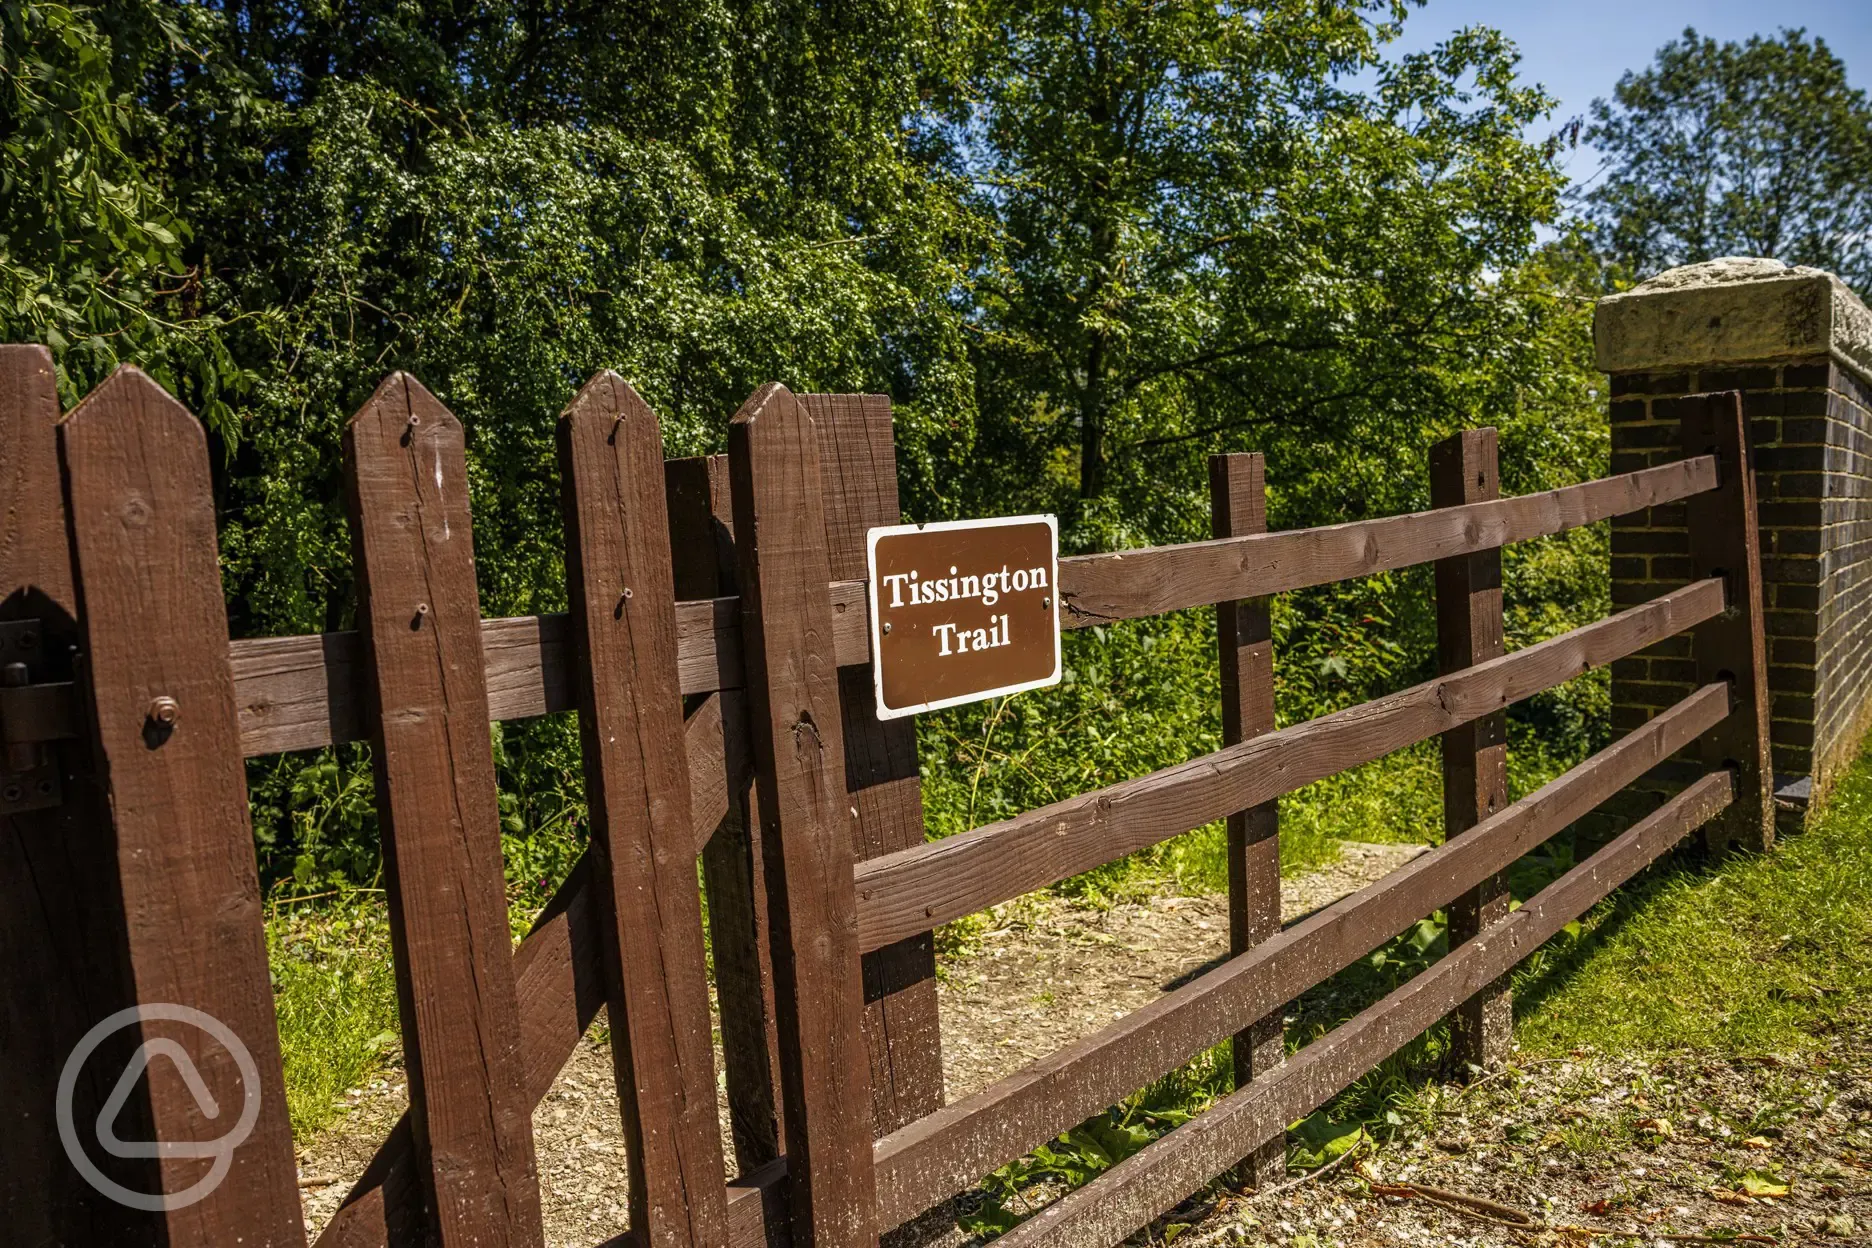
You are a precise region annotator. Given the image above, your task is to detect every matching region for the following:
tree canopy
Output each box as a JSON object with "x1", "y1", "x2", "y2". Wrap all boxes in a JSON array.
[
  {"x1": 1583, "y1": 26, "x2": 1872, "y2": 295},
  {"x1": 1, "y1": 0, "x2": 1621, "y2": 887}
]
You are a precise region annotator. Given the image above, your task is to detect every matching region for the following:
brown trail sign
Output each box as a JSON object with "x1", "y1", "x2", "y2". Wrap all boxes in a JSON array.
[
  {"x1": 867, "y1": 515, "x2": 1061, "y2": 719},
  {"x1": 0, "y1": 354, "x2": 1768, "y2": 1248}
]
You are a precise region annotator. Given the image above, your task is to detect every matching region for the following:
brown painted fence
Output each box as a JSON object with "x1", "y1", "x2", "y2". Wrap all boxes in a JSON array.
[{"x1": 0, "y1": 344, "x2": 1770, "y2": 1248}]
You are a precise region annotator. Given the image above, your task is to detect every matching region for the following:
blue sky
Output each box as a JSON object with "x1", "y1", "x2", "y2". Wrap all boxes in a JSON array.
[{"x1": 1384, "y1": 0, "x2": 1872, "y2": 190}]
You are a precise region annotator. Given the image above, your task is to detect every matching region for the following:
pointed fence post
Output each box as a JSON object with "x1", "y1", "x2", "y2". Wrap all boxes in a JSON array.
[
  {"x1": 558, "y1": 373, "x2": 730, "y2": 1245},
  {"x1": 1431, "y1": 428, "x2": 1513, "y2": 1073},
  {"x1": 344, "y1": 374, "x2": 544, "y2": 1247},
  {"x1": 1208, "y1": 451, "x2": 1285, "y2": 1185},
  {"x1": 729, "y1": 383, "x2": 879, "y2": 1248},
  {"x1": 666, "y1": 452, "x2": 790, "y2": 1175},
  {"x1": 56, "y1": 366, "x2": 306, "y2": 1245}
]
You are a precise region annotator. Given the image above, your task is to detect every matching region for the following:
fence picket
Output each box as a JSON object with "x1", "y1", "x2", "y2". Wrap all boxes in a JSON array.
[
  {"x1": 799, "y1": 394, "x2": 947, "y2": 1147},
  {"x1": 559, "y1": 372, "x2": 730, "y2": 1244},
  {"x1": 343, "y1": 373, "x2": 543, "y2": 1246},
  {"x1": 729, "y1": 383, "x2": 879, "y2": 1247},
  {"x1": 314, "y1": 695, "x2": 744, "y2": 1248},
  {"x1": 667, "y1": 452, "x2": 789, "y2": 1174},
  {"x1": 1431, "y1": 428, "x2": 1514, "y2": 1071},
  {"x1": 1207, "y1": 451, "x2": 1284, "y2": 1185},
  {"x1": 57, "y1": 366, "x2": 305, "y2": 1245}
]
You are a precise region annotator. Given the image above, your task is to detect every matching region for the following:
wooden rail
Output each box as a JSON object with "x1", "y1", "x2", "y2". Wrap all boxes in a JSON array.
[
  {"x1": 141, "y1": 457, "x2": 1713, "y2": 759},
  {"x1": 991, "y1": 771, "x2": 1734, "y2": 1246},
  {"x1": 1056, "y1": 456, "x2": 1715, "y2": 624},
  {"x1": 852, "y1": 578, "x2": 1725, "y2": 952}
]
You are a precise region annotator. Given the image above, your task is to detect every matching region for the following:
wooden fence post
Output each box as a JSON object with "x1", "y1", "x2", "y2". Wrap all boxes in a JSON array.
[
  {"x1": 1677, "y1": 391, "x2": 1773, "y2": 852},
  {"x1": 729, "y1": 383, "x2": 878, "y2": 1247},
  {"x1": 1431, "y1": 428, "x2": 1513, "y2": 1072},
  {"x1": 1207, "y1": 452, "x2": 1285, "y2": 1185},
  {"x1": 797, "y1": 395, "x2": 947, "y2": 1146},
  {"x1": 56, "y1": 366, "x2": 306, "y2": 1244},
  {"x1": 559, "y1": 372, "x2": 730, "y2": 1245},
  {"x1": 666, "y1": 452, "x2": 789, "y2": 1175},
  {"x1": 344, "y1": 374, "x2": 544, "y2": 1247}
]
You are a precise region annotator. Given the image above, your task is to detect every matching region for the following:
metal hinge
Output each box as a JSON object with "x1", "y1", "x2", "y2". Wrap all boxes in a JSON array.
[{"x1": 0, "y1": 620, "x2": 78, "y2": 815}]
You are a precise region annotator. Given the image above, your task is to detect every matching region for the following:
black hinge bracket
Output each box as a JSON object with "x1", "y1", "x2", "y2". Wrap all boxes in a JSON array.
[{"x1": 0, "y1": 620, "x2": 76, "y2": 815}]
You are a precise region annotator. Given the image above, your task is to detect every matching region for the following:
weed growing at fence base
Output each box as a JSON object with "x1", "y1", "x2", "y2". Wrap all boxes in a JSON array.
[{"x1": 268, "y1": 893, "x2": 400, "y2": 1140}]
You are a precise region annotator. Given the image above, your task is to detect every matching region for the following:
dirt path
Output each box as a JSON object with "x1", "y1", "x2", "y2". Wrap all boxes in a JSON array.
[
  {"x1": 1163, "y1": 1047, "x2": 1871, "y2": 1246},
  {"x1": 295, "y1": 842, "x2": 1427, "y2": 1244}
]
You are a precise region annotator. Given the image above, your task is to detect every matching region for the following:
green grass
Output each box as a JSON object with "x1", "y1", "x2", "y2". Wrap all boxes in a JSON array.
[
  {"x1": 269, "y1": 893, "x2": 400, "y2": 1140},
  {"x1": 1514, "y1": 749, "x2": 1872, "y2": 1056}
]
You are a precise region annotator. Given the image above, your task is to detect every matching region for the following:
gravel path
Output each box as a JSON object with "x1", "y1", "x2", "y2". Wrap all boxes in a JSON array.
[
  {"x1": 295, "y1": 842, "x2": 1428, "y2": 1244},
  {"x1": 1162, "y1": 1046, "x2": 1871, "y2": 1246}
]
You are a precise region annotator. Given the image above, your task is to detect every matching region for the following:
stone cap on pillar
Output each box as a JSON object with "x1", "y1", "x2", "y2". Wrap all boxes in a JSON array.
[{"x1": 1595, "y1": 256, "x2": 1872, "y2": 385}]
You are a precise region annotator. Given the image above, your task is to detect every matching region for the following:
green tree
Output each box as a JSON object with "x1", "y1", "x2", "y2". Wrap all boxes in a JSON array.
[
  {"x1": 1583, "y1": 27, "x2": 1872, "y2": 293},
  {"x1": 937, "y1": 0, "x2": 1570, "y2": 546}
]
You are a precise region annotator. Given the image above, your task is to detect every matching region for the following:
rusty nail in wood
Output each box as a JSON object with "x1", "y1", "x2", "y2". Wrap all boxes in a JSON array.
[{"x1": 148, "y1": 696, "x2": 180, "y2": 726}]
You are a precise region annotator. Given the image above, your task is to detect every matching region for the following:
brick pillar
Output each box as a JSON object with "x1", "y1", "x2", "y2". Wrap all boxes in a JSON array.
[{"x1": 1595, "y1": 258, "x2": 1872, "y2": 827}]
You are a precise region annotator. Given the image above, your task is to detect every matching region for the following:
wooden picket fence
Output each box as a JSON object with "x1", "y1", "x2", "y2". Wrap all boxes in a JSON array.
[{"x1": 0, "y1": 343, "x2": 1770, "y2": 1248}]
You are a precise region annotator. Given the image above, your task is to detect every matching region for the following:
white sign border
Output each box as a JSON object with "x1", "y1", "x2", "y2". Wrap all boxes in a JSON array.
[{"x1": 866, "y1": 513, "x2": 1063, "y2": 721}]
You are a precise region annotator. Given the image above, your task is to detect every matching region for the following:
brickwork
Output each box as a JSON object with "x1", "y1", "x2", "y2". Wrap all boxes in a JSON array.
[{"x1": 1602, "y1": 356, "x2": 1872, "y2": 826}]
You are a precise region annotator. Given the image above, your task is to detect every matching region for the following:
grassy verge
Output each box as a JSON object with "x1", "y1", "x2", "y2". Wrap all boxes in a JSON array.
[
  {"x1": 1515, "y1": 753, "x2": 1872, "y2": 1056},
  {"x1": 269, "y1": 893, "x2": 399, "y2": 1140}
]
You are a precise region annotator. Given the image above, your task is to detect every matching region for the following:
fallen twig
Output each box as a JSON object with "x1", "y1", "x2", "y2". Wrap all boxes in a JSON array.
[
  {"x1": 1368, "y1": 1180, "x2": 1534, "y2": 1225},
  {"x1": 1364, "y1": 1177, "x2": 1777, "y2": 1244}
]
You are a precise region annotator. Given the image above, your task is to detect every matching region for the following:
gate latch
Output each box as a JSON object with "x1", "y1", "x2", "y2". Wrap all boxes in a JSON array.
[{"x1": 0, "y1": 620, "x2": 78, "y2": 815}]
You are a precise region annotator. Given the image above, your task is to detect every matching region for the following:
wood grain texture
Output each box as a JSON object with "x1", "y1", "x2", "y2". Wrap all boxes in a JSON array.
[
  {"x1": 799, "y1": 393, "x2": 946, "y2": 1152},
  {"x1": 1058, "y1": 457, "x2": 1717, "y2": 626},
  {"x1": 854, "y1": 578, "x2": 1727, "y2": 952},
  {"x1": 1430, "y1": 429, "x2": 1512, "y2": 1072},
  {"x1": 991, "y1": 768, "x2": 1735, "y2": 1248},
  {"x1": 668, "y1": 453, "x2": 788, "y2": 1174},
  {"x1": 343, "y1": 372, "x2": 542, "y2": 1247},
  {"x1": 1679, "y1": 392, "x2": 1774, "y2": 853},
  {"x1": 315, "y1": 695, "x2": 742, "y2": 1248},
  {"x1": 56, "y1": 366, "x2": 304, "y2": 1245},
  {"x1": 729, "y1": 384, "x2": 878, "y2": 1248},
  {"x1": 867, "y1": 681, "x2": 1729, "y2": 1226},
  {"x1": 2, "y1": 349, "x2": 159, "y2": 1245},
  {"x1": 560, "y1": 374, "x2": 728, "y2": 1245},
  {"x1": 1207, "y1": 452, "x2": 1283, "y2": 1186}
]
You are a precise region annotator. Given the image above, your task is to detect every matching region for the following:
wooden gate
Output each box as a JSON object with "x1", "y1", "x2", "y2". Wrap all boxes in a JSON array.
[{"x1": 0, "y1": 344, "x2": 1768, "y2": 1246}]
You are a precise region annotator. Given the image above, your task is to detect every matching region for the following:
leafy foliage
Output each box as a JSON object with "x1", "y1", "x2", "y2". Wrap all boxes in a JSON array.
[
  {"x1": 9, "y1": 1, "x2": 1608, "y2": 898},
  {"x1": 1582, "y1": 27, "x2": 1872, "y2": 295}
]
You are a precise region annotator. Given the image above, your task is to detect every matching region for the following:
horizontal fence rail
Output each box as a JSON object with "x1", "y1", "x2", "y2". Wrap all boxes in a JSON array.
[
  {"x1": 852, "y1": 577, "x2": 1726, "y2": 952},
  {"x1": 990, "y1": 770, "x2": 1736, "y2": 1247},
  {"x1": 0, "y1": 457, "x2": 1718, "y2": 759}
]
